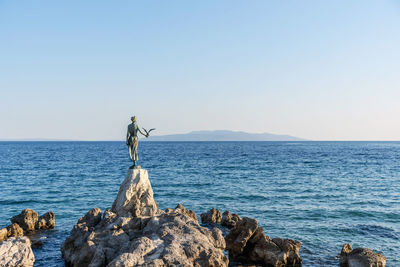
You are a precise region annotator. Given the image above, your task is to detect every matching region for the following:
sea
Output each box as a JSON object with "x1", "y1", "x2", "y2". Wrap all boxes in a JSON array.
[{"x1": 0, "y1": 141, "x2": 399, "y2": 266}]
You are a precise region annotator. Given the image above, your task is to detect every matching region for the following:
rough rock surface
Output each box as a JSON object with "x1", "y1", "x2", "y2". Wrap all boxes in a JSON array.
[
  {"x1": 78, "y1": 208, "x2": 102, "y2": 227},
  {"x1": 340, "y1": 243, "x2": 386, "y2": 267},
  {"x1": 0, "y1": 207, "x2": 54, "y2": 266},
  {"x1": 221, "y1": 211, "x2": 241, "y2": 229},
  {"x1": 201, "y1": 208, "x2": 222, "y2": 224},
  {"x1": 1, "y1": 209, "x2": 54, "y2": 244},
  {"x1": 36, "y1": 211, "x2": 55, "y2": 230},
  {"x1": 226, "y1": 217, "x2": 258, "y2": 256},
  {"x1": 0, "y1": 237, "x2": 35, "y2": 267},
  {"x1": 7, "y1": 223, "x2": 24, "y2": 238},
  {"x1": 0, "y1": 228, "x2": 7, "y2": 242},
  {"x1": 112, "y1": 169, "x2": 158, "y2": 218},
  {"x1": 62, "y1": 168, "x2": 227, "y2": 267},
  {"x1": 166, "y1": 203, "x2": 198, "y2": 222},
  {"x1": 225, "y1": 217, "x2": 302, "y2": 266},
  {"x1": 11, "y1": 209, "x2": 38, "y2": 232}
]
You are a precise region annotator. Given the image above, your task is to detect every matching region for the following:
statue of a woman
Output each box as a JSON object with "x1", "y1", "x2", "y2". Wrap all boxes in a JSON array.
[{"x1": 126, "y1": 116, "x2": 148, "y2": 168}]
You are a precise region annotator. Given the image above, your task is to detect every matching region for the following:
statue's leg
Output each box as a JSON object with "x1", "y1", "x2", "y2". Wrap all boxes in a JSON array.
[
  {"x1": 133, "y1": 138, "x2": 139, "y2": 163},
  {"x1": 128, "y1": 145, "x2": 134, "y2": 161}
]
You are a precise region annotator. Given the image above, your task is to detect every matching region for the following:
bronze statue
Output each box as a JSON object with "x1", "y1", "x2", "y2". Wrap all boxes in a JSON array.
[{"x1": 126, "y1": 116, "x2": 155, "y2": 168}]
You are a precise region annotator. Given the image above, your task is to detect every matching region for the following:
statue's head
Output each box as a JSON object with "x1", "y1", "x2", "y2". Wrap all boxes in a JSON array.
[{"x1": 131, "y1": 116, "x2": 137, "y2": 123}]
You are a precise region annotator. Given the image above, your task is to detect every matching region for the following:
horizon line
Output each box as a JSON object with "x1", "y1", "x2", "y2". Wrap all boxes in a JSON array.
[{"x1": 1, "y1": 139, "x2": 400, "y2": 142}]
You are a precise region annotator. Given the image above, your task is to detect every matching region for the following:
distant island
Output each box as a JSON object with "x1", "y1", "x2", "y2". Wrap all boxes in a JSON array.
[{"x1": 144, "y1": 130, "x2": 307, "y2": 141}]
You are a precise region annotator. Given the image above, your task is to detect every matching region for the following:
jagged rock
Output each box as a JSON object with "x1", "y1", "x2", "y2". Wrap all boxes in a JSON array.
[
  {"x1": 111, "y1": 212, "x2": 226, "y2": 267},
  {"x1": 339, "y1": 243, "x2": 386, "y2": 267},
  {"x1": 221, "y1": 211, "x2": 241, "y2": 229},
  {"x1": 7, "y1": 223, "x2": 24, "y2": 238},
  {"x1": 0, "y1": 228, "x2": 7, "y2": 242},
  {"x1": 62, "y1": 206, "x2": 227, "y2": 267},
  {"x1": 201, "y1": 208, "x2": 222, "y2": 224},
  {"x1": 225, "y1": 217, "x2": 302, "y2": 266},
  {"x1": 1, "y1": 210, "x2": 54, "y2": 243},
  {"x1": 169, "y1": 203, "x2": 198, "y2": 222},
  {"x1": 78, "y1": 208, "x2": 102, "y2": 228},
  {"x1": 62, "y1": 168, "x2": 227, "y2": 267},
  {"x1": 106, "y1": 236, "x2": 163, "y2": 267},
  {"x1": 112, "y1": 168, "x2": 159, "y2": 218},
  {"x1": 341, "y1": 243, "x2": 353, "y2": 255},
  {"x1": 0, "y1": 237, "x2": 35, "y2": 267},
  {"x1": 11, "y1": 209, "x2": 38, "y2": 232},
  {"x1": 226, "y1": 217, "x2": 259, "y2": 257},
  {"x1": 36, "y1": 211, "x2": 55, "y2": 230},
  {"x1": 271, "y1": 238, "x2": 302, "y2": 266}
]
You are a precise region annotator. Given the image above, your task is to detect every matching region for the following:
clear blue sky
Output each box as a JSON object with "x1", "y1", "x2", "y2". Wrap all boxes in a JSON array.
[{"x1": 1, "y1": 0, "x2": 399, "y2": 140}]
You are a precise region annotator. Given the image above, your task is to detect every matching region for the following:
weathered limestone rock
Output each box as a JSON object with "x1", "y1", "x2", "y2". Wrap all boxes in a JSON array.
[
  {"x1": 341, "y1": 243, "x2": 353, "y2": 255},
  {"x1": 0, "y1": 237, "x2": 35, "y2": 267},
  {"x1": 78, "y1": 208, "x2": 102, "y2": 228},
  {"x1": 340, "y1": 243, "x2": 386, "y2": 267},
  {"x1": 0, "y1": 228, "x2": 7, "y2": 242},
  {"x1": 112, "y1": 211, "x2": 226, "y2": 267},
  {"x1": 168, "y1": 203, "x2": 198, "y2": 222},
  {"x1": 62, "y1": 206, "x2": 227, "y2": 267},
  {"x1": 201, "y1": 208, "x2": 222, "y2": 224},
  {"x1": 0, "y1": 209, "x2": 54, "y2": 244},
  {"x1": 7, "y1": 223, "x2": 24, "y2": 238},
  {"x1": 225, "y1": 217, "x2": 302, "y2": 266},
  {"x1": 35, "y1": 211, "x2": 55, "y2": 230},
  {"x1": 112, "y1": 169, "x2": 158, "y2": 218},
  {"x1": 271, "y1": 238, "x2": 302, "y2": 266},
  {"x1": 62, "y1": 168, "x2": 227, "y2": 267},
  {"x1": 226, "y1": 217, "x2": 258, "y2": 257},
  {"x1": 11, "y1": 209, "x2": 38, "y2": 232},
  {"x1": 221, "y1": 211, "x2": 241, "y2": 229}
]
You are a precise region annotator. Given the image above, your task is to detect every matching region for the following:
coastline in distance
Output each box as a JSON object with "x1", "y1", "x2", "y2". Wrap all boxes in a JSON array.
[{"x1": 144, "y1": 130, "x2": 307, "y2": 141}]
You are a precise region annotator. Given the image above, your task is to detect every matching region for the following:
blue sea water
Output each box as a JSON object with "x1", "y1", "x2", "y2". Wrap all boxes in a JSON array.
[{"x1": 0, "y1": 141, "x2": 399, "y2": 266}]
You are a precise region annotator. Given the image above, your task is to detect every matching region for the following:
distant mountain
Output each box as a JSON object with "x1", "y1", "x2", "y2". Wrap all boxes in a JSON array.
[{"x1": 145, "y1": 130, "x2": 307, "y2": 141}]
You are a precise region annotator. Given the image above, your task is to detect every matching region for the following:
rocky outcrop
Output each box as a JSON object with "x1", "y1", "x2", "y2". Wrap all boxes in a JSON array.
[
  {"x1": 226, "y1": 217, "x2": 258, "y2": 257},
  {"x1": 0, "y1": 209, "x2": 54, "y2": 267},
  {"x1": 7, "y1": 223, "x2": 24, "y2": 238},
  {"x1": 166, "y1": 203, "x2": 198, "y2": 222},
  {"x1": 221, "y1": 211, "x2": 240, "y2": 229},
  {"x1": 0, "y1": 228, "x2": 7, "y2": 242},
  {"x1": 77, "y1": 208, "x2": 102, "y2": 228},
  {"x1": 62, "y1": 207, "x2": 227, "y2": 267},
  {"x1": 7, "y1": 208, "x2": 54, "y2": 235},
  {"x1": 225, "y1": 217, "x2": 302, "y2": 266},
  {"x1": 112, "y1": 169, "x2": 159, "y2": 218},
  {"x1": 36, "y1": 211, "x2": 55, "y2": 230},
  {"x1": 339, "y1": 243, "x2": 386, "y2": 267},
  {"x1": 0, "y1": 209, "x2": 55, "y2": 267},
  {"x1": 198, "y1": 209, "x2": 241, "y2": 228},
  {"x1": 11, "y1": 209, "x2": 38, "y2": 232},
  {"x1": 201, "y1": 208, "x2": 222, "y2": 224},
  {"x1": 62, "y1": 168, "x2": 228, "y2": 267},
  {"x1": 0, "y1": 237, "x2": 35, "y2": 267},
  {"x1": 1, "y1": 209, "x2": 55, "y2": 244}
]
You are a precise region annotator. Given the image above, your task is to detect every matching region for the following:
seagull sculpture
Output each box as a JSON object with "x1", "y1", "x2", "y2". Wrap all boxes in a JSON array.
[{"x1": 142, "y1": 128, "x2": 156, "y2": 137}]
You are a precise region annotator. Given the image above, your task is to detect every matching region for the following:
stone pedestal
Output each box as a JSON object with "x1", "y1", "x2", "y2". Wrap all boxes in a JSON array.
[{"x1": 111, "y1": 168, "x2": 158, "y2": 217}]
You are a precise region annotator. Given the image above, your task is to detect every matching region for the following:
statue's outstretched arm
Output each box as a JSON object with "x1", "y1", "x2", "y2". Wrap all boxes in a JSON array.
[{"x1": 138, "y1": 127, "x2": 148, "y2": 137}]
